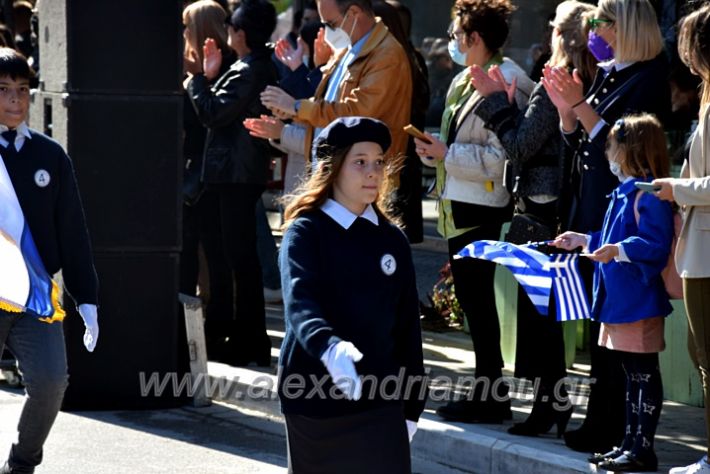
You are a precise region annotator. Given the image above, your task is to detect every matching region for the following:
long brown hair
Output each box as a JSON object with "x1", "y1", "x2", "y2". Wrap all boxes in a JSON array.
[
  {"x1": 548, "y1": 1, "x2": 597, "y2": 85},
  {"x1": 607, "y1": 113, "x2": 670, "y2": 180},
  {"x1": 678, "y1": 3, "x2": 710, "y2": 120},
  {"x1": 182, "y1": 0, "x2": 230, "y2": 64},
  {"x1": 282, "y1": 145, "x2": 403, "y2": 230}
]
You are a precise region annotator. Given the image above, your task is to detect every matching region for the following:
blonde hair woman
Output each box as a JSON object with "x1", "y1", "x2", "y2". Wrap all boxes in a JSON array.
[
  {"x1": 654, "y1": 5, "x2": 710, "y2": 474},
  {"x1": 468, "y1": 0, "x2": 596, "y2": 439},
  {"x1": 542, "y1": 0, "x2": 671, "y2": 455}
]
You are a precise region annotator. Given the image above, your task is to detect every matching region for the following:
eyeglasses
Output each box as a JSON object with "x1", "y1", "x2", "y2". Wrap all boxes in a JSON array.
[
  {"x1": 447, "y1": 29, "x2": 465, "y2": 42},
  {"x1": 588, "y1": 18, "x2": 613, "y2": 30}
]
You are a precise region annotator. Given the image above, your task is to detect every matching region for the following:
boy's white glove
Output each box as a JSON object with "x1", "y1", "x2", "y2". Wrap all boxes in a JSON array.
[
  {"x1": 78, "y1": 304, "x2": 99, "y2": 352},
  {"x1": 320, "y1": 341, "x2": 363, "y2": 400},
  {"x1": 406, "y1": 420, "x2": 418, "y2": 442}
]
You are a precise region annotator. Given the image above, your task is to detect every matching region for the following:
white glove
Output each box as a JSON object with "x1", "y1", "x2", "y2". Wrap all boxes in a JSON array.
[
  {"x1": 320, "y1": 341, "x2": 363, "y2": 400},
  {"x1": 406, "y1": 420, "x2": 418, "y2": 443},
  {"x1": 78, "y1": 304, "x2": 99, "y2": 352}
]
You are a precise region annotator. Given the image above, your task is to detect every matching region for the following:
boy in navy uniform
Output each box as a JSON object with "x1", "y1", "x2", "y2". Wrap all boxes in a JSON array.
[{"x1": 0, "y1": 48, "x2": 99, "y2": 474}]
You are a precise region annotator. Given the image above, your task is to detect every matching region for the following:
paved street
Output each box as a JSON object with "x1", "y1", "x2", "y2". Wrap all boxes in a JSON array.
[{"x1": 0, "y1": 386, "x2": 467, "y2": 473}]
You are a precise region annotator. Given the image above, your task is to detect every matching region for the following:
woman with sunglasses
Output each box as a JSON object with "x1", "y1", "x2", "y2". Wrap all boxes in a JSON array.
[{"x1": 542, "y1": 0, "x2": 671, "y2": 455}]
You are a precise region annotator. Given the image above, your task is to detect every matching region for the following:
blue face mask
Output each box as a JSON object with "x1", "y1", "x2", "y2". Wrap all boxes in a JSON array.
[{"x1": 448, "y1": 39, "x2": 468, "y2": 67}]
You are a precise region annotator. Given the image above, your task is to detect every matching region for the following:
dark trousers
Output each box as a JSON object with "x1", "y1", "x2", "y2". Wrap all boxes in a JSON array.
[
  {"x1": 580, "y1": 258, "x2": 626, "y2": 442},
  {"x1": 514, "y1": 286, "x2": 566, "y2": 386},
  {"x1": 216, "y1": 184, "x2": 270, "y2": 358},
  {"x1": 179, "y1": 190, "x2": 234, "y2": 344},
  {"x1": 0, "y1": 311, "x2": 69, "y2": 473},
  {"x1": 448, "y1": 222, "x2": 504, "y2": 380},
  {"x1": 513, "y1": 199, "x2": 566, "y2": 389}
]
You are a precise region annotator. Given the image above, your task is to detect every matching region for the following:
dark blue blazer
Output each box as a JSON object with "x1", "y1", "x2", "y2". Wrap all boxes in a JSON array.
[
  {"x1": 589, "y1": 178, "x2": 674, "y2": 323},
  {"x1": 561, "y1": 54, "x2": 671, "y2": 234}
]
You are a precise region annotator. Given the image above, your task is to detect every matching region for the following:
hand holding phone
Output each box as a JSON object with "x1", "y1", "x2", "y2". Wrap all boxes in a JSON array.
[
  {"x1": 403, "y1": 124, "x2": 432, "y2": 144},
  {"x1": 634, "y1": 182, "x2": 661, "y2": 193}
]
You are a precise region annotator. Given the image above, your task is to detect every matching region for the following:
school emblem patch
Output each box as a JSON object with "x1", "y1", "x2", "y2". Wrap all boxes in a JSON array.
[
  {"x1": 34, "y1": 170, "x2": 50, "y2": 188},
  {"x1": 380, "y1": 254, "x2": 396, "y2": 276}
]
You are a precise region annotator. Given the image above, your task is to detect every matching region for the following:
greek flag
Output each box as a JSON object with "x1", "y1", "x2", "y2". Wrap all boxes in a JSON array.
[
  {"x1": 456, "y1": 240, "x2": 590, "y2": 321},
  {"x1": 0, "y1": 154, "x2": 65, "y2": 322}
]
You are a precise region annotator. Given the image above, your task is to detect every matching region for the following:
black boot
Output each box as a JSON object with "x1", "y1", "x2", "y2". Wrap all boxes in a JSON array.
[
  {"x1": 436, "y1": 376, "x2": 512, "y2": 424},
  {"x1": 508, "y1": 383, "x2": 572, "y2": 438},
  {"x1": 436, "y1": 398, "x2": 512, "y2": 423}
]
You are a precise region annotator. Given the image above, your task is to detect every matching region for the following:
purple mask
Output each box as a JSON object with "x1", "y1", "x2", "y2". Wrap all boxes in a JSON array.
[{"x1": 587, "y1": 31, "x2": 614, "y2": 62}]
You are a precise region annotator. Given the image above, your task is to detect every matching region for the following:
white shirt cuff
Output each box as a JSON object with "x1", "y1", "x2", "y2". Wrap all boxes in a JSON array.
[
  {"x1": 583, "y1": 234, "x2": 591, "y2": 252},
  {"x1": 589, "y1": 119, "x2": 608, "y2": 140},
  {"x1": 614, "y1": 243, "x2": 631, "y2": 263}
]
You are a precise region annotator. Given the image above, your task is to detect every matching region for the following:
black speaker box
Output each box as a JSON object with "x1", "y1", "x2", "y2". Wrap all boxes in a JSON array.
[
  {"x1": 61, "y1": 252, "x2": 189, "y2": 411},
  {"x1": 30, "y1": 91, "x2": 183, "y2": 251},
  {"x1": 38, "y1": 0, "x2": 183, "y2": 95}
]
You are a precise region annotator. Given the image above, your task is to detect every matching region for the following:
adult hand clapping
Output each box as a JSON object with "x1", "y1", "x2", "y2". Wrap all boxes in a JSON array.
[
  {"x1": 261, "y1": 86, "x2": 297, "y2": 117},
  {"x1": 203, "y1": 38, "x2": 223, "y2": 81},
  {"x1": 243, "y1": 115, "x2": 285, "y2": 140}
]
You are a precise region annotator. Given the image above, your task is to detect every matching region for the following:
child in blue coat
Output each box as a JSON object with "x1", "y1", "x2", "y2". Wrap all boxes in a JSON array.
[{"x1": 553, "y1": 113, "x2": 674, "y2": 472}]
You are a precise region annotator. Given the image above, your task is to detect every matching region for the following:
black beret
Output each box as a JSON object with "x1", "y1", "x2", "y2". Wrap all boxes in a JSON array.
[{"x1": 312, "y1": 117, "x2": 392, "y2": 162}]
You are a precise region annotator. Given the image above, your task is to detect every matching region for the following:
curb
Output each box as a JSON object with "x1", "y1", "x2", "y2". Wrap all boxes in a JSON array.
[{"x1": 206, "y1": 362, "x2": 595, "y2": 474}]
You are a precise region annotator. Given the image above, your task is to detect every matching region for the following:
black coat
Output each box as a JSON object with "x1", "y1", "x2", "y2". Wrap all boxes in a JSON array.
[
  {"x1": 188, "y1": 48, "x2": 278, "y2": 185},
  {"x1": 3, "y1": 132, "x2": 98, "y2": 306},
  {"x1": 561, "y1": 53, "x2": 671, "y2": 233}
]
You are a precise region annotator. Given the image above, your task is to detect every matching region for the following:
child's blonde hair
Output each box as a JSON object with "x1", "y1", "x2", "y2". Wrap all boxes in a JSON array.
[
  {"x1": 281, "y1": 146, "x2": 403, "y2": 230},
  {"x1": 606, "y1": 113, "x2": 670, "y2": 179}
]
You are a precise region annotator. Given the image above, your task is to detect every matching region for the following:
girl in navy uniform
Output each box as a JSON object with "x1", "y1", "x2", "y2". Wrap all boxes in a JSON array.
[
  {"x1": 278, "y1": 117, "x2": 426, "y2": 474},
  {"x1": 553, "y1": 114, "x2": 675, "y2": 472}
]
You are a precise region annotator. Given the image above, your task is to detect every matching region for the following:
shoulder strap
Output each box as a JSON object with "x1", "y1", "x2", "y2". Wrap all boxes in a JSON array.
[{"x1": 633, "y1": 190, "x2": 642, "y2": 225}]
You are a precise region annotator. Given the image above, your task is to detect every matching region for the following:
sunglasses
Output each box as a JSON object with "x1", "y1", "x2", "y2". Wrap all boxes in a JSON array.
[{"x1": 588, "y1": 18, "x2": 613, "y2": 30}]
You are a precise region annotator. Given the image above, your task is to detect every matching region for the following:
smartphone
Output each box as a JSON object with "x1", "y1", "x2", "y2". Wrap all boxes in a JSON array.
[
  {"x1": 403, "y1": 124, "x2": 432, "y2": 144},
  {"x1": 634, "y1": 182, "x2": 661, "y2": 193}
]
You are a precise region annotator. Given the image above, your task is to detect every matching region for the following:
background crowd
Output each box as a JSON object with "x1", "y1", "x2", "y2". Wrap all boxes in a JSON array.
[{"x1": 0, "y1": 0, "x2": 707, "y2": 472}]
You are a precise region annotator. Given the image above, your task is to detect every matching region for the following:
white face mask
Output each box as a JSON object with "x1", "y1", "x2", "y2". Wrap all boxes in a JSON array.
[
  {"x1": 324, "y1": 12, "x2": 355, "y2": 51},
  {"x1": 608, "y1": 160, "x2": 626, "y2": 182}
]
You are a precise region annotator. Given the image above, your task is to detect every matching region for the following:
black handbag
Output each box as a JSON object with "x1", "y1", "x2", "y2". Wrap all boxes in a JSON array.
[{"x1": 505, "y1": 212, "x2": 555, "y2": 245}]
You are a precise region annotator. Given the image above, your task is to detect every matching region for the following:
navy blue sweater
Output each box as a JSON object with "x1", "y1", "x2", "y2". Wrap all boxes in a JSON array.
[
  {"x1": 278, "y1": 209, "x2": 426, "y2": 421},
  {"x1": 3, "y1": 131, "x2": 98, "y2": 307}
]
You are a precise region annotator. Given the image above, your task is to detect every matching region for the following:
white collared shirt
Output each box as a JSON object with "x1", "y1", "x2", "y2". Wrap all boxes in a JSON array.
[
  {"x1": 0, "y1": 122, "x2": 32, "y2": 152},
  {"x1": 320, "y1": 198, "x2": 379, "y2": 229}
]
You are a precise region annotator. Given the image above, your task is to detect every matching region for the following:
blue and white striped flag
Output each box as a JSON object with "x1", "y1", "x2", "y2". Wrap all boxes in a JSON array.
[
  {"x1": 455, "y1": 240, "x2": 590, "y2": 321},
  {"x1": 548, "y1": 253, "x2": 590, "y2": 322},
  {"x1": 0, "y1": 154, "x2": 65, "y2": 322}
]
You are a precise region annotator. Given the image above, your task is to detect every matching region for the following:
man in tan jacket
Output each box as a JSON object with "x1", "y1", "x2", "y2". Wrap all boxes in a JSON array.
[{"x1": 260, "y1": 0, "x2": 412, "y2": 162}]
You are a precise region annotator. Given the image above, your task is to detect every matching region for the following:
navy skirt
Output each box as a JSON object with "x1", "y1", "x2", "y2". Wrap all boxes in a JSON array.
[{"x1": 285, "y1": 405, "x2": 411, "y2": 474}]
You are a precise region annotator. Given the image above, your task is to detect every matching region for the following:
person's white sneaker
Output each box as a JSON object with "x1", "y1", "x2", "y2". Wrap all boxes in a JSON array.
[
  {"x1": 670, "y1": 456, "x2": 710, "y2": 474},
  {"x1": 263, "y1": 287, "x2": 283, "y2": 304}
]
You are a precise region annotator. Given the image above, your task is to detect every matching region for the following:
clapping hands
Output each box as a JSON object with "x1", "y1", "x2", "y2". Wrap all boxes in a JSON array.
[{"x1": 470, "y1": 65, "x2": 517, "y2": 103}]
